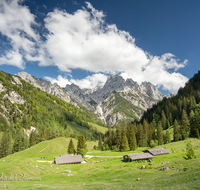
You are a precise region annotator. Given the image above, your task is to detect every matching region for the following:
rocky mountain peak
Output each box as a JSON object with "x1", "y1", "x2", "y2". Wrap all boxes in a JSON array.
[
  {"x1": 104, "y1": 74, "x2": 125, "y2": 91},
  {"x1": 125, "y1": 78, "x2": 140, "y2": 89},
  {"x1": 140, "y1": 81, "x2": 164, "y2": 100}
]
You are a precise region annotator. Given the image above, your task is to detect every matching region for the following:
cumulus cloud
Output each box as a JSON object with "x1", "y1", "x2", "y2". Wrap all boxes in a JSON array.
[
  {"x1": 0, "y1": 0, "x2": 51, "y2": 68},
  {"x1": 45, "y1": 73, "x2": 107, "y2": 89},
  {"x1": 42, "y1": 2, "x2": 188, "y2": 93},
  {"x1": 0, "y1": 1, "x2": 188, "y2": 93}
]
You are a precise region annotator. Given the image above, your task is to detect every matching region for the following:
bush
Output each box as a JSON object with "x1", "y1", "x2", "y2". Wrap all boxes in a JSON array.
[
  {"x1": 79, "y1": 148, "x2": 87, "y2": 158},
  {"x1": 150, "y1": 140, "x2": 156, "y2": 148},
  {"x1": 184, "y1": 143, "x2": 196, "y2": 159},
  {"x1": 93, "y1": 145, "x2": 97, "y2": 150}
]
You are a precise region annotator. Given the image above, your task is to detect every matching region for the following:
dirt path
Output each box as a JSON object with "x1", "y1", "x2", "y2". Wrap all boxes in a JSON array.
[
  {"x1": 85, "y1": 155, "x2": 122, "y2": 159},
  {"x1": 39, "y1": 145, "x2": 49, "y2": 152}
]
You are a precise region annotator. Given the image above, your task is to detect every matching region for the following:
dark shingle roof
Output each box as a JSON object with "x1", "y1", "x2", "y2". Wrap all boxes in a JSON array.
[
  {"x1": 55, "y1": 154, "x2": 83, "y2": 165},
  {"x1": 143, "y1": 147, "x2": 170, "y2": 156},
  {"x1": 123, "y1": 153, "x2": 154, "y2": 161}
]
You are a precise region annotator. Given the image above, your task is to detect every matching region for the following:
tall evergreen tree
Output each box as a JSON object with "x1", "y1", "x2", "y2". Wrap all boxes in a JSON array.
[
  {"x1": 190, "y1": 111, "x2": 200, "y2": 137},
  {"x1": 120, "y1": 129, "x2": 129, "y2": 151},
  {"x1": 98, "y1": 135, "x2": 102, "y2": 150},
  {"x1": 173, "y1": 119, "x2": 179, "y2": 142},
  {"x1": 68, "y1": 138, "x2": 75, "y2": 154},
  {"x1": 115, "y1": 129, "x2": 121, "y2": 149},
  {"x1": 129, "y1": 128, "x2": 137, "y2": 151},
  {"x1": 13, "y1": 128, "x2": 26, "y2": 153},
  {"x1": 0, "y1": 132, "x2": 9, "y2": 158},
  {"x1": 180, "y1": 109, "x2": 190, "y2": 140},
  {"x1": 137, "y1": 123, "x2": 144, "y2": 147},
  {"x1": 143, "y1": 119, "x2": 148, "y2": 146},
  {"x1": 77, "y1": 135, "x2": 87, "y2": 154},
  {"x1": 157, "y1": 122, "x2": 163, "y2": 145},
  {"x1": 166, "y1": 130, "x2": 171, "y2": 144},
  {"x1": 29, "y1": 130, "x2": 36, "y2": 147},
  {"x1": 161, "y1": 110, "x2": 167, "y2": 129}
]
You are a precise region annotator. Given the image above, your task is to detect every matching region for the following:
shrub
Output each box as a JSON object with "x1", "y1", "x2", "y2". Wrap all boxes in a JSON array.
[
  {"x1": 79, "y1": 148, "x2": 87, "y2": 158},
  {"x1": 150, "y1": 140, "x2": 156, "y2": 148},
  {"x1": 184, "y1": 143, "x2": 196, "y2": 159}
]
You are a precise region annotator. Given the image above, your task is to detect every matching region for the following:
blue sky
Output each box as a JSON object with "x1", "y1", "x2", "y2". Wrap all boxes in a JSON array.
[{"x1": 0, "y1": 0, "x2": 199, "y2": 94}]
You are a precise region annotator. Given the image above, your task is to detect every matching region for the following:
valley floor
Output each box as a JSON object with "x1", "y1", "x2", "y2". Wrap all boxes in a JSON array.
[{"x1": 0, "y1": 137, "x2": 200, "y2": 190}]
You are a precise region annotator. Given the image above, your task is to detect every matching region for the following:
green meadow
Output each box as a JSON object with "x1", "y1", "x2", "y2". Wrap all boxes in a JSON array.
[{"x1": 0, "y1": 137, "x2": 200, "y2": 189}]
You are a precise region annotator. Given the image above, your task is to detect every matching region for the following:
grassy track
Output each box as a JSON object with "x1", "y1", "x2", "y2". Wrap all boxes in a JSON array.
[{"x1": 0, "y1": 137, "x2": 200, "y2": 189}]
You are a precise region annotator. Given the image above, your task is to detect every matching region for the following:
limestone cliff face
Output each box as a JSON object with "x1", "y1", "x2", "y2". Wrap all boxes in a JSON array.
[
  {"x1": 17, "y1": 72, "x2": 74, "y2": 106},
  {"x1": 17, "y1": 72, "x2": 164, "y2": 126},
  {"x1": 65, "y1": 75, "x2": 164, "y2": 125}
]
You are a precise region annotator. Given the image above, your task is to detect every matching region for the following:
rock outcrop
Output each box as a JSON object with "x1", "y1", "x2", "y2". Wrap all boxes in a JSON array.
[{"x1": 17, "y1": 72, "x2": 73, "y2": 106}]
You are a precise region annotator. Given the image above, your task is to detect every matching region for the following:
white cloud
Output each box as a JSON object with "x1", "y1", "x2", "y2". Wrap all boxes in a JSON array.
[
  {"x1": 44, "y1": 75, "x2": 71, "y2": 87},
  {"x1": 0, "y1": 0, "x2": 52, "y2": 68},
  {"x1": 0, "y1": 1, "x2": 188, "y2": 93},
  {"x1": 44, "y1": 73, "x2": 107, "y2": 89},
  {"x1": 42, "y1": 2, "x2": 188, "y2": 93},
  {"x1": 120, "y1": 53, "x2": 188, "y2": 93}
]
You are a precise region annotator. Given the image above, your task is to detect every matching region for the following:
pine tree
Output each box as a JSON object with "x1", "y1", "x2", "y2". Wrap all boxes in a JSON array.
[
  {"x1": 29, "y1": 130, "x2": 36, "y2": 147},
  {"x1": 68, "y1": 138, "x2": 75, "y2": 154},
  {"x1": 129, "y1": 128, "x2": 137, "y2": 151},
  {"x1": 115, "y1": 129, "x2": 121, "y2": 149},
  {"x1": 143, "y1": 119, "x2": 149, "y2": 146},
  {"x1": 137, "y1": 123, "x2": 145, "y2": 147},
  {"x1": 77, "y1": 135, "x2": 87, "y2": 154},
  {"x1": 0, "y1": 132, "x2": 9, "y2": 158},
  {"x1": 13, "y1": 128, "x2": 25, "y2": 153},
  {"x1": 120, "y1": 129, "x2": 129, "y2": 151},
  {"x1": 98, "y1": 135, "x2": 102, "y2": 150},
  {"x1": 180, "y1": 109, "x2": 190, "y2": 140},
  {"x1": 166, "y1": 130, "x2": 171, "y2": 143},
  {"x1": 161, "y1": 110, "x2": 167, "y2": 129},
  {"x1": 157, "y1": 122, "x2": 163, "y2": 145},
  {"x1": 173, "y1": 119, "x2": 179, "y2": 141}
]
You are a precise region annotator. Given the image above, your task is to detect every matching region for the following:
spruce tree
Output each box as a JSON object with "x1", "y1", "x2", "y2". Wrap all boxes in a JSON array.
[
  {"x1": 120, "y1": 129, "x2": 129, "y2": 151},
  {"x1": 161, "y1": 110, "x2": 167, "y2": 129},
  {"x1": 143, "y1": 119, "x2": 149, "y2": 146},
  {"x1": 0, "y1": 132, "x2": 9, "y2": 158},
  {"x1": 68, "y1": 138, "x2": 75, "y2": 154},
  {"x1": 166, "y1": 130, "x2": 171, "y2": 143},
  {"x1": 180, "y1": 109, "x2": 190, "y2": 140},
  {"x1": 173, "y1": 119, "x2": 179, "y2": 141},
  {"x1": 98, "y1": 135, "x2": 102, "y2": 150},
  {"x1": 129, "y1": 128, "x2": 137, "y2": 151},
  {"x1": 29, "y1": 130, "x2": 36, "y2": 147},
  {"x1": 115, "y1": 129, "x2": 121, "y2": 149},
  {"x1": 157, "y1": 122, "x2": 163, "y2": 145},
  {"x1": 77, "y1": 135, "x2": 87, "y2": 154}
]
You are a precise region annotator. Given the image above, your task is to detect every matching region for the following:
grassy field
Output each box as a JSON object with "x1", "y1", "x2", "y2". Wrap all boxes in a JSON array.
[
  {"x1": 0, "y1": 137, "x2": 200, "y2": 189},
  {"x1": 88, "y1": 122, "x2": 108, "y2": 134},
  {"x1": 67, "y1": 121, "x2": 108, "y2": 136}
]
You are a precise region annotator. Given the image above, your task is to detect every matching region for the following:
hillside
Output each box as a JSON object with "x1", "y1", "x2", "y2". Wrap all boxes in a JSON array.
[
  {"x1": 0, "y1": 70, "x2": 107, "y2": 158},
  {"x1": 0, "y1": 137, "x2": 200, "y2": 189},
  {"x1": 140, "y1": 71, "x2": 200, "y2": 139}
]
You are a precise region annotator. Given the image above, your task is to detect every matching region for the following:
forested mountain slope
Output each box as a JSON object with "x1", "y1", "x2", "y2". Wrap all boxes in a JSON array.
[
  {"x1": 0, "y1": 70, "x2": 106, "y2": 158},
  {"x1": 140, "y1": 70, "x2": 200, "y2": 139}
]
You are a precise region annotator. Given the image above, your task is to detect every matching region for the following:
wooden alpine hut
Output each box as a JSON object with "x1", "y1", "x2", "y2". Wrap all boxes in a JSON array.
[
  {"x1": 123, "y1": 153, "x2": 154, "y2": 162},
  {"x1": 143, "y1": 147, "x2": 170, "y2": 156},
  {"x1": 54, "y1": 154, "x2": 83, "y2": 165}
]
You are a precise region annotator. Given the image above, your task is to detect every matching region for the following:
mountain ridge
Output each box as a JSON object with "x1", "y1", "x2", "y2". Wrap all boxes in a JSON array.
[{"x1": 17, "y1": 72, "x2": 164, "y2": 125}]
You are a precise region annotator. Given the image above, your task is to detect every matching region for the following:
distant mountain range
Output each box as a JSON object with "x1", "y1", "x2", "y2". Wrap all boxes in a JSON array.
[{"x1": 17, "y1": 72, "x2": 164, "y2": 125}]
